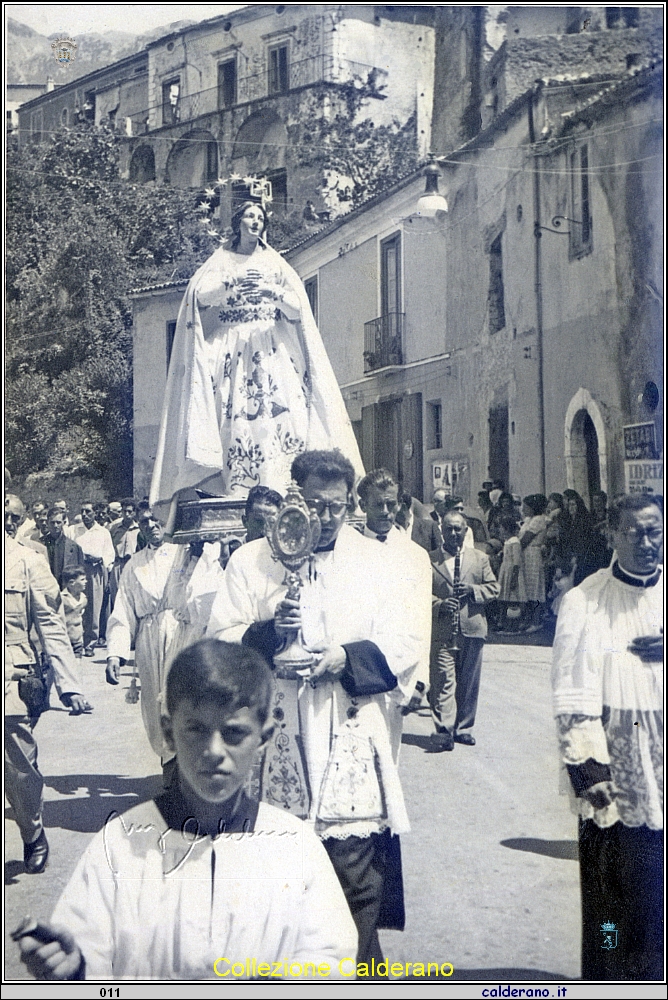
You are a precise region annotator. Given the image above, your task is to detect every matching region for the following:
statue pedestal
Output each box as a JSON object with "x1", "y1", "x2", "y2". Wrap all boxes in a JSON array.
[
  {"x1": 170, "y1": 497, "x2": 246, "y2": 545},
  {"x1": 168, "y1": 497, "x2": 365, "y2": 545}
]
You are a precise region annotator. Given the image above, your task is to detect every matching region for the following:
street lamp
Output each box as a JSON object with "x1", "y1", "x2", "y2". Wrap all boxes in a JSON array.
[{"x1": 416, "y1": 154, "x2": 448, "y2": 219}]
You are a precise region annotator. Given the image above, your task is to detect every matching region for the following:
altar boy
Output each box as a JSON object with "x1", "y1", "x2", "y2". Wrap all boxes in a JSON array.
[{"x1": 16, "y1": 640, "x2": 356, "y2": 980}]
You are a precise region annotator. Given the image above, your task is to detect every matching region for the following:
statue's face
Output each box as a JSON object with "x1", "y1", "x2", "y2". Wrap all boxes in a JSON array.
[{"x1": 239, "y1": 205, "x2": 265, "y2": 241}]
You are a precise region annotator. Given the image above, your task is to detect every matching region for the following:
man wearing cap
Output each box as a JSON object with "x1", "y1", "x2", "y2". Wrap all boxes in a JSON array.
[{"x1": 5, "y1": 495, "x2": 91, "y2": 874}]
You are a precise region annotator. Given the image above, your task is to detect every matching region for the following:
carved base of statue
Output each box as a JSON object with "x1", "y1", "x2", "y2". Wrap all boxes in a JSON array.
[{"x1": 169, "y1": 496, "x2": 246, "y2": 546}]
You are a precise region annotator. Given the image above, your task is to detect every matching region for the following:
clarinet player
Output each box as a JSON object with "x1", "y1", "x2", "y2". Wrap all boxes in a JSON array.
[{"x1": 429, "y1": 511, "x2": 499, "y2": 751}]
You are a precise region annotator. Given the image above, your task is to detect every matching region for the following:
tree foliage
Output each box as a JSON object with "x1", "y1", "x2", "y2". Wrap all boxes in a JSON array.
[
  {"x1": 6, "y1": 92, "x2": 420, "y2": 494},
  {"x1": 5, "y1": 123, "x2": 217, "y2": 495},
  {"x1": 289, "y1": 81, "x2": 419, "y2": 211}
]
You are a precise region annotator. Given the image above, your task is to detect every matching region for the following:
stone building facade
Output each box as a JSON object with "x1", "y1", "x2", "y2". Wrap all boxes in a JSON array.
[
  {"x1": 282, "y1": 61, "x2": 662, "y2": 504},
  {"x1": 18, "y1": 4, "x2": 435, "y2": 224}
]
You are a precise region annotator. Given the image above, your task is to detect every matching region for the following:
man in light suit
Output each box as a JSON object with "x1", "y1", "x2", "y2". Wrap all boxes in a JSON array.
[{"x1": 430, "y1": 510, "x2": 499, "y2": 750}]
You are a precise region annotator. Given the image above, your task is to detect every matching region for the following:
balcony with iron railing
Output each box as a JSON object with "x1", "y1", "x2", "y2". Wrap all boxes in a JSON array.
[
  {"x1": 156, "y1": 54, "x2": 381, "y2": 128},
  {"x1": 363, "y1": 313, "x2": 405, "y2": 373}
]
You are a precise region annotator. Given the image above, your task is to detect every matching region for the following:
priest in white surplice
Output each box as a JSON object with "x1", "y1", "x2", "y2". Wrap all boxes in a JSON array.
[
  {"x1": 208, "y1": 450, "x2": 430, "y2": 967},
  {"x1": 106, "y1": 508, "x2": 224, "y2": 770},
  {"x1": 357, "y1": 466, "x2": 431, "y2": 726},
  {"x1": 552, "y1": 494, "x2": 663, "y2": 981}
]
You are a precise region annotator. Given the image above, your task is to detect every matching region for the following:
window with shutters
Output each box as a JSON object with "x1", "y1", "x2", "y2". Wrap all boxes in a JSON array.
[
  {"x1": 218, "y1": 59, "x2": 237, "y2": 108},
  {"x1": 569, "y1": 144, "x2": 593, "y2": 258},
  {"x1": 488, "y1": 233, "x2": 506, "y2": 333},
  {"x1": 162, "y1": 79, "x2": 180, "y2": 125},
  {"x1": 268, "y1": 44, "x2": 289, "y2": 94}
]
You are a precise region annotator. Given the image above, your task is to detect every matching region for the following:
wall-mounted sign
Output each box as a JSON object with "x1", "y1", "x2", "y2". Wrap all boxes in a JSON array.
[
  {"x1": 623, "y1": 422, "x2": 657, "y2": 460},
  {"x1": 432, "y1": 461, "x2": 457, "y2": 493},
  {"x1": 624, "y1": 460, "x2": 663, "y2": 497}
]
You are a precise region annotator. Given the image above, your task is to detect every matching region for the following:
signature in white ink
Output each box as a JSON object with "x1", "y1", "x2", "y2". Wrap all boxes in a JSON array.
[{"x1": 102, "y1": 811, "x2": 297, "y2": 877}]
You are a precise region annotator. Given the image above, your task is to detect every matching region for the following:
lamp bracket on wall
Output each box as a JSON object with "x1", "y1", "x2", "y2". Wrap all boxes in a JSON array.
[{"x1": 534, "y1": 215, "x2": 583, "y2": 237}]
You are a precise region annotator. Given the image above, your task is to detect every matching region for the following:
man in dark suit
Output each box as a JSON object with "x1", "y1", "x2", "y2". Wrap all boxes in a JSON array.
[
  {"x1": 396, "y1": 492, "x2": 442, "y2": 555},
  {"x1": 430, "y1": 510, "x2": 499, "y2": 750},
  {"x1": 44, "y1": 508, "x2": 84, "y2": 589}
]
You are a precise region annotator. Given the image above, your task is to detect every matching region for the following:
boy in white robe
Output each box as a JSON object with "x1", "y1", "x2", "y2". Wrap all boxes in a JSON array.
[{"x1": 15, "y1": 639, "x2": 357, "y2": 980}]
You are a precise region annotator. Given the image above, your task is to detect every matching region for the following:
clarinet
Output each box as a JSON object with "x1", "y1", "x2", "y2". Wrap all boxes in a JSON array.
[{"x1": 448, "y1": 544, "x2": 462, "y2": 652}]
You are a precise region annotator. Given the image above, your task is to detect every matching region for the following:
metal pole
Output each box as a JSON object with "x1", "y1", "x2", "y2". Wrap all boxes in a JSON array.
[{"x1": 529, "y1": 90, "x2": 547, "y2": 494}]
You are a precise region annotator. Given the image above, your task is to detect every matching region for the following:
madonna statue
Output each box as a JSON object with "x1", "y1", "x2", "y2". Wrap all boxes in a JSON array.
[{"x1": 150, "y1": 200, "x2": 364, "y2": 510}]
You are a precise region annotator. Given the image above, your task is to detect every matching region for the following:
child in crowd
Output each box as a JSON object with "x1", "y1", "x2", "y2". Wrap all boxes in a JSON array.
[
  {"x1": 61, "y1": 567, "x2": 88, "y2": 686},
  {"x1": 15, "y1": 640, "x2": 357, "y2": 980},
  {"x1": 496, "y1": 515, "x2": 527, "y2": 634},
  {"x1": 547, "y1": 550, "x2": 576, "y2": 619}
]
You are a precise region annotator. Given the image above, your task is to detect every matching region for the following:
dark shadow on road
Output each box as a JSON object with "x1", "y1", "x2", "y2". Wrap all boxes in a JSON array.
[
  {"x1": 39, "y1": 773, "x2": 162, "y2": 834},
  {"x1": 501, "y1": 837, "x2": 579, "y2": 861},
  {"x1": 5, "y1": 860, "x2": 24, "y2": 885},
  {"x1": 401, "y1": 733, "x2": 435, "y2": 751},
  {"x1": 487, "y1": 620, "x2": 556, "y2": 648}
]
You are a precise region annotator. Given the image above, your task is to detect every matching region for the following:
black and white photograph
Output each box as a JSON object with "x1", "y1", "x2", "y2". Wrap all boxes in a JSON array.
[{"x1": 4, "y1": 3, "x2": 664, "y2": 992}]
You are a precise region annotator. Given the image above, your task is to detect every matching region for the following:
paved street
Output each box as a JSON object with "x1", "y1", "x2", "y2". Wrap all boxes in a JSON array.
[{"x1": 5, "y1": 644, "x2": 579, "y2": 982}]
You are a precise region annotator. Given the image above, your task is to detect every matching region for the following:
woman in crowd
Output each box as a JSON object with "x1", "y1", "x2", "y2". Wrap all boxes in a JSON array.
[
  {"x1": 488, "y1": 491, "x2": 520, "y2": 540},
  {"x1": 150, "y1": 199, "x2": 363, "y2": 517},
  {"x1": 519, "y1": 493, "x2": 549, "y2": 633},
  {"x1": 563, "y1": 488, "x2": 608, "y2": 585}
]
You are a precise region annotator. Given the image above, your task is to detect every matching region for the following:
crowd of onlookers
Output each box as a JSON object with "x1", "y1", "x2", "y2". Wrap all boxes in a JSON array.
[
  {"x1": 12, "y1": 496, "x2": 149, "y2": 661},
  {"x1": 11, "y1": 478, "x2": 654, "y2": 661},
  {"x1": 420, "y1": 479, "x2": 657, "y2": 636}
]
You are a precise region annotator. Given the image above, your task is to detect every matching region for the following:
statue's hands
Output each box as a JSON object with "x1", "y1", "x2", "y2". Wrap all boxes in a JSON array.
[
  {"x1": 238, "y1": 269, "x2": 279, "y2": 302},
  {"x1": 274, "y1": 597, "x2": 301, "y2": 632},
  {"x1": 582, "y1": 780, "x2": 618, "y2": 810},
  {"x1": 310, "y1": 645, "x2": 347, "y2": 684}
]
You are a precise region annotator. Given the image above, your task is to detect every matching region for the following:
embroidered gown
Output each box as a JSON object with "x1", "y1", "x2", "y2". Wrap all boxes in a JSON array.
[{"x1": 150, "y1": 244, "x2": 364, "y2": 505}]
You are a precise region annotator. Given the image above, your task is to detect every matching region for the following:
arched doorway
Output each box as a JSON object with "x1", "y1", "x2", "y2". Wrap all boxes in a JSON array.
[
  {"x1": 129, "y1": 145, "x2": 155, "y2": 183},
  {"x1": 165, "y1": 130, "x2": 218, "y2": 188},
  {"x1": 231, "y1": 109, "x2": 288, "y2": 178},
  {"x1": 564, "y1": 388, "x2": 607, "y2": 505}
]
